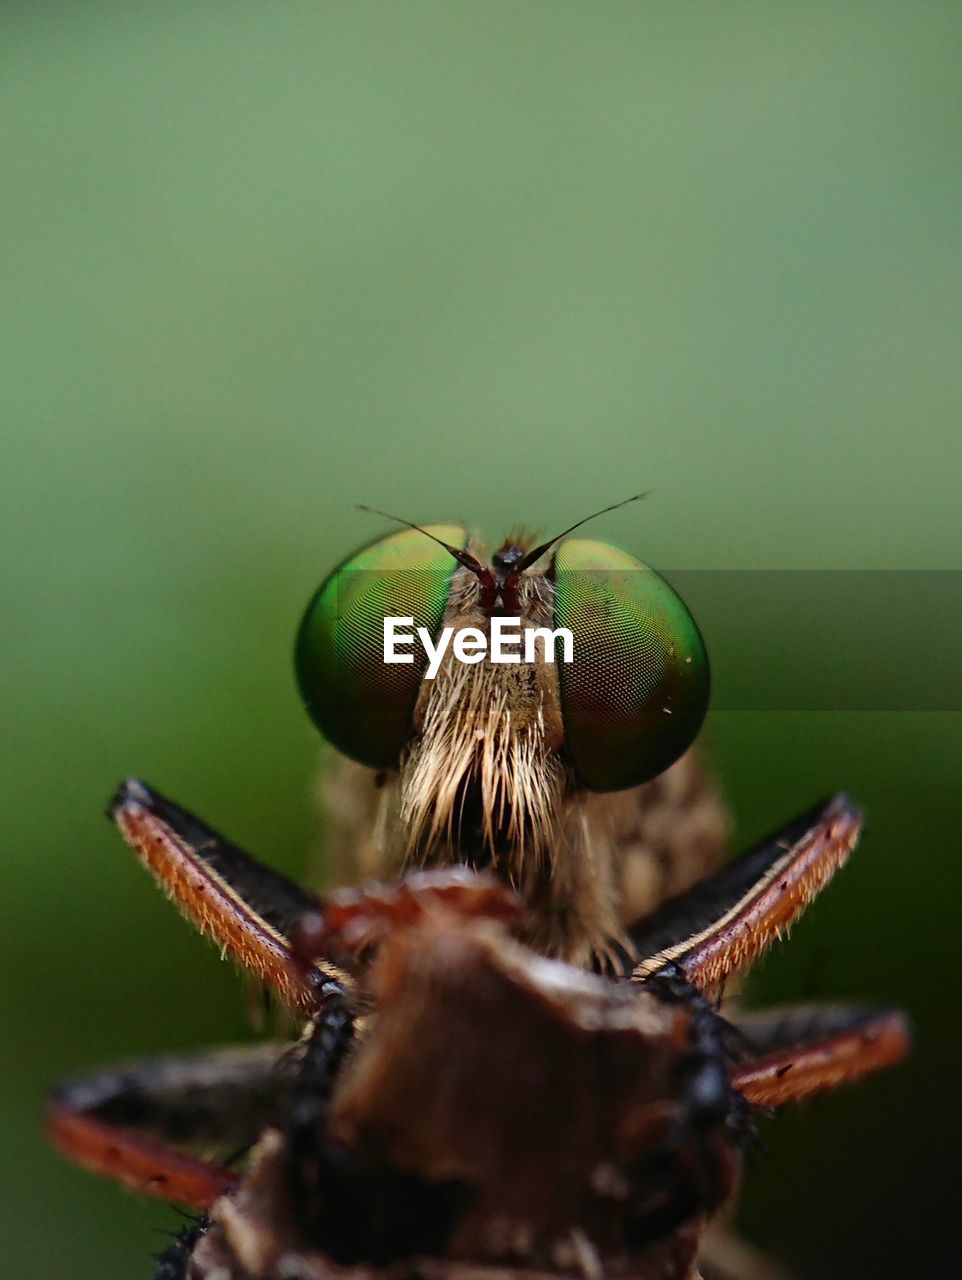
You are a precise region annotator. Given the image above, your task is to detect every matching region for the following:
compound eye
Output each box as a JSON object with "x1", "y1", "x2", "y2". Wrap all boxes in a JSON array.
[
  {"x1": 295, "y1": 525, "x2": 467, "y2": 767},
  {"x1": 551, "y1": 538, "x2": 709, "y2": 791}
]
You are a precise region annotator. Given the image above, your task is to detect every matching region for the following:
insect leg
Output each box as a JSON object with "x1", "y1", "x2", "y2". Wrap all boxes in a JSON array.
[
  {"x1": 730, "y1": 1004, "x2": 910, "y2": 1106},
  {"x1": 49, "y1": 1040, "x2": 293, "y2": 1148},
  {"x1": 623, "y1": 969, "x2": 749, "y2": 1248},
  {"x1": 110, "y1": 779, "x2": 348, "y2": 1012},
  {"x1": 629, "y1": 794, "x2": 861, "y2": 989},
  {"x1": 152, "y1": 1217, "x2": 209, "y2": 1280},
  {"x1": 283, "y1": 982, "x2": 359, "y2": 1251},
  {"x1": 48, "y1": 1040, "x2": 293, "y2": 1205},
  {"x1": 47, "y1": 1107, "x2": 238, "y2": 1209}
]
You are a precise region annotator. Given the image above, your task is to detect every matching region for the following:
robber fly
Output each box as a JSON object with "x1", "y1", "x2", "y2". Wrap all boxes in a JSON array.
[
  {"x1": 297, "y1": 497, "x2": 725, "y2": 966},
  {"x1": 48, "y1": 504, "x2": 909, "y2": 1280}
]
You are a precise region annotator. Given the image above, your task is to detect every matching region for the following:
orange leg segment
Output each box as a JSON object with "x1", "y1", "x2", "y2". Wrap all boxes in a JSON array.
[
  {"x1": 110, "y1": 779, "x2": 345, "y2": 1013},
  {"x1": 732, "y1": 1008, "x2": 910, "y2": 1107},
  {"x1": 47, "y1": 1104, "x2": 239, "y2": 1209},
  {"x1": 632, "y1": 794, "x2": 862, "y2": 990}
]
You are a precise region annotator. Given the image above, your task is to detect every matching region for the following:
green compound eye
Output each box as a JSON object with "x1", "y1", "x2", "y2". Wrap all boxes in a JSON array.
[
  {"x1": 551, "y1": 538, "x2": 709, "y2": 792},
  {"x1": 295, "y1": 525, "x2": 467, "y2": 767}
]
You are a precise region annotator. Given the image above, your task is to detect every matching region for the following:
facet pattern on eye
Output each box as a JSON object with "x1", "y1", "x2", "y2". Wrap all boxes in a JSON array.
[
  {"x1": 295, "y1": 525, "x2": 465, "y2": 767},
  {"x1": 552, "y1": 537, "x2": 709, "y2": 791}
]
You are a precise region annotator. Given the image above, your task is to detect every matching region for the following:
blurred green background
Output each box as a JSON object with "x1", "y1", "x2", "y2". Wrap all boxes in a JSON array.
[{"x1": 2, "y1": 4, "x2": 959, "y2": 1277}]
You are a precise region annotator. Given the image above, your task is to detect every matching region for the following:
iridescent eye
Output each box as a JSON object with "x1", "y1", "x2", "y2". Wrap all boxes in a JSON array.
[
  {"x1": 295, "y1": 525, "x2": 467, "y2": 767},
  {"x1": 550, "y1": 538, "x2": 709, "y2": 791}
]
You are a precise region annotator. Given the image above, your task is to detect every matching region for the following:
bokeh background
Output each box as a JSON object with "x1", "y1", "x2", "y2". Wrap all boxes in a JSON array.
[{"x1": 2, "y1": 4, "x2": 959, "y2": 1277}]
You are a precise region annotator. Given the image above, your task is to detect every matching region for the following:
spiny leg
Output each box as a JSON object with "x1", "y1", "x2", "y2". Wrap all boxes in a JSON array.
[
  {"x1": 49, "y1": 1041, "x2": 294, "y2": 1148},
  {"x1": 47, "y1": 1109, "x2": 238, "y2": 1210},
  {"x1": 618, "y1": 960, "x2": 754, "y2": 1249},
  {"x1": 624, "y1": 794, "x2": 908, "y2": 1104},
  {"x1": 191, "y1": 985, "x2": 448, "y2": 1274},
  {"x1": 150, "y1": 991, "x2": 357, "y2": 1278},
  {"x1": 47, "y1": 1040, "x2": 295, "y2": 1207},
  {"x1": 110, "y1": 779, "x2": 349, "y2": 1012},
  {"x1": 282, "y1": 982, "x2": 366, "y2": 1256},
  {"x1": 692, "y1": 1007, "x2": 907, "y2": 1274},
  {"x1": 152, "y1": 1218, "x2": 210, "y2": 1280},
  {"x1": 629, "y1": 794, "x2": 861, "y2": 989},
  {"x1": 66, "y1": 787, "x2": 519, "y2": 1209},
  {"x1": 730, "y1": 1004, "x2": 910, "y2": 1106}
]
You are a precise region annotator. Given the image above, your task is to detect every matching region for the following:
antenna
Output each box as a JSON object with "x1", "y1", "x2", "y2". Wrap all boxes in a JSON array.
[
  {"x1": 355, "y1": 505, "x2": 488, "y2": 577},
  {"x1": 510, "y1": 492, "x2": 649, "y2": 574}
]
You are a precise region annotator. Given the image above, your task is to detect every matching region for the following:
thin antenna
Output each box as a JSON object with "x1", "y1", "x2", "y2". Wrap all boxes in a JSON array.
[
  {"x1": 355, "y1": 504, "x2": 487, "y2": 576},
  {"x1": 510, "y1": 492, "x2": 649, "y2": 574}
]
